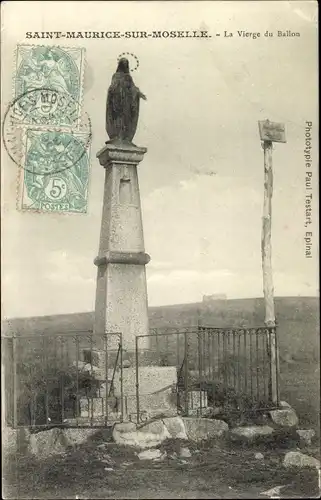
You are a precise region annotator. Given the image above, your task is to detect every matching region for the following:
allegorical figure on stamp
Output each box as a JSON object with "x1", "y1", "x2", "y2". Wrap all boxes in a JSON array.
[
  {"x1": 106, "y1": 58, "x2": 147, "y2": 143},
  {"x1": 24, "y1": 131, "x2": 89, "y2": 212},
  {"x1": 19, "y1": 46, "x2": 73, "y2": 94}
]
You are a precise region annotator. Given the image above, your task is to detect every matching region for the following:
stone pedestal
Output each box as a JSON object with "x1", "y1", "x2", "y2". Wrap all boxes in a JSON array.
[
  {"x1": 115, "y1": 366, "x2": 178, "y2": 420},
  {"x1": 94, "y1": 141, "x2": 150, "y2": 351},
  {"x1": 92, "y1": 141, "x2": 178, "y2": 422}
]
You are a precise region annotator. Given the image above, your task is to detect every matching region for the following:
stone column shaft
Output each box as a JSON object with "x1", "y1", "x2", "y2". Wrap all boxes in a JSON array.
[{"x1": 94, "y1": 142, "x2": 150, "y2": 351}]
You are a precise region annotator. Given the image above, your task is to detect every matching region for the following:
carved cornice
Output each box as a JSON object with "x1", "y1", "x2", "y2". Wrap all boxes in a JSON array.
[
  {"x1": 94, "y1": 251, "x2": 151, "y2": 267},
  {"x1": 97, "y1": 141, "x2": 147, "y2": 167}
]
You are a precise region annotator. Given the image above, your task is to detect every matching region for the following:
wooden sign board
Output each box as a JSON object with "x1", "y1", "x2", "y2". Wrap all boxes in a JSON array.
[{"x1": 258, "y1": 120, "x2": 286, "y2": 143}]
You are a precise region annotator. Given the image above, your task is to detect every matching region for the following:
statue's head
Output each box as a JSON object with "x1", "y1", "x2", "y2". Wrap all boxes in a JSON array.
[{"x1": 116, "y1": 58, "x2": 130, "y2": 74}]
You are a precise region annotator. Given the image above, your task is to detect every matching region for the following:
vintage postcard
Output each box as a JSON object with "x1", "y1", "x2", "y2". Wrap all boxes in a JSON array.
[{"x1": 1, "y1": 1, "x2": 319, "y2": 499}]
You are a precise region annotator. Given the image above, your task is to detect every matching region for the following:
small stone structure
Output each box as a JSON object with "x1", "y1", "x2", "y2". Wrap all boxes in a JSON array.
[{"x1": 72, "y1": 347, "x2": 179, "y2": 422}]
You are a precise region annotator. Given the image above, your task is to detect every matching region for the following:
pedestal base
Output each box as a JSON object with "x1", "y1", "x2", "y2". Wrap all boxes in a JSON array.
[
  {"x1": 113, "y1": 366, "x2": 177, "y2": 396},
  {"x1": 74, "y1": 355, "x2": 179, "y2": 421},
  {"x1": 120, "y1": 367, "x2": 178, "y2": 421}
]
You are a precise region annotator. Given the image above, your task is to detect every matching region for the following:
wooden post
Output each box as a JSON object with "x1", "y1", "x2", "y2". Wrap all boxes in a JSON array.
[
  {"x1": 258, "y1": 120, "x2": 286, "y2": 406},
  {"x1": 261, "y1": 141, "x2": 278, "y2": 404},
  {"x1": 262, "y1": 140, "x2": 275, "y2": 327}
]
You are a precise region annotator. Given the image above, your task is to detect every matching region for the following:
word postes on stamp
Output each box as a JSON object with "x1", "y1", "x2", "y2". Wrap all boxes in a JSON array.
[
  {"x1": 17, "y1": 129, "x2": 90, "y2": 214},
  {"x1": 14, "y1": 45, "x2": 85, "y2": 125}
]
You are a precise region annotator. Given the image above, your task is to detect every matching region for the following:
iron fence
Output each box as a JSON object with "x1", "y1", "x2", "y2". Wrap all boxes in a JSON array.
[
  {"x1": 135, "y1": 325, "x2": 280, "y2": 422},
  {"x1": 135, "y1": 329, "x2": 194, "y2": 423},
  {"x1": 2, "y1": 331, "x2": 123, "y2": 429},
  {"x1": 2, "y1": 324, "x2": 280, "y2": 428},
  {"x1": 197, "y1": 325, "x2": 280, "y2": 410}
]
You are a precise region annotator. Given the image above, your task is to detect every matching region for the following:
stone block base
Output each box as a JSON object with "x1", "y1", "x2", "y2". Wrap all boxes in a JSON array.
[
  {"x1": 113, "y1": 366, "x2": 177, "y2": 396},
  {"x1": 119, "y1": 366, "x2": 178, "y2": 420},
  {"x1": 69, "y1": 365, "x2": 179, "y2": 422},
  {"x1": 124, "y1": 390, "x2": 177, "y2": 421}
]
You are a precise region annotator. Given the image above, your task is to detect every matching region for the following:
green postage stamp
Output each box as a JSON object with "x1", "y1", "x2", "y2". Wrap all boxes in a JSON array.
[
  {"x1": 14, "y1": 45, "x2": 85, "y2": 126},
  {"x1": 9, "y1": 44, "x2": 91, "y2": 214},
  {"x1": 17, "y1": 129, "x2": 90, "y2": 214}
]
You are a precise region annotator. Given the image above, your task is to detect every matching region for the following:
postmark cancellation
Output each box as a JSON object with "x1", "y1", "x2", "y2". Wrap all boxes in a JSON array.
[{"x1": 3, "y1": 44, "x2": 91, "y2": 215}]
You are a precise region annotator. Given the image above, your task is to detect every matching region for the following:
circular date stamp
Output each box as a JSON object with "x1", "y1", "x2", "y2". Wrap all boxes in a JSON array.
[
  {"x1": 2, "y1": 88, "x2": 92, "y2": 214},
  {"x1": 2, "y1": 87, "x2": 92, "y2": 175}
]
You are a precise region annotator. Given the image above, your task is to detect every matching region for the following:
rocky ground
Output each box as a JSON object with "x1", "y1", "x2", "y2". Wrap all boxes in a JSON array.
[
  {"x1": 3, "y1": 429, "x2": 320, "y2": 500},
  {"x1": 3, "y1": 360, "x2": 320, "y2": 499}
]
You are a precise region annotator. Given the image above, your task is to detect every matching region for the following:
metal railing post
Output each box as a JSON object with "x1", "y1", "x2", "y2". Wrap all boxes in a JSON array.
[
  {"x1": 60, "y1": 337, "x2": 65, "y2": 425},
  {"x1": 43, "y1": 336, "x2": 49, "y2": 426},
  {"x1": 275, "y1": 326, "x2": 280, "y2": 406},
  {"x1": 249, "y1": 329, "x2": 253, "y2": 401},
  {"x1": 75, "y1": 336, "x2": 79, "y2": 426},
  {"x1": 104, "y1": 333, "x2": 108, "y2": 427},
  {"x1": 135, "y1": 336, "x2": 140, "y2": 424},
  {"x1": 184, "y1": 333, "x2": 189, "y2": 416},
  {"x1": 13, "y1": 336, "x2": 17, "y2": 429},
  {"x1": 267, "y1": 328, "x2": 272, "y2": 403},
  {"x1": 256, "y1": 329, "x2": 260, "y2": 403},
  {"x1": 244, "y1": 330, "x2": 248, "y2": 395},
  {"x1": 119, "y1": 335, "x2": 124, "y2": 422},
  {"x1": 90, "y1": 334, "x2": 94, "y2": 426},
  {"x1": 198, "y1": 330, "x2": 202, "y2": 412},
  {"x1": 270, "y1": 326, "x2": 279, "y2": 405}
]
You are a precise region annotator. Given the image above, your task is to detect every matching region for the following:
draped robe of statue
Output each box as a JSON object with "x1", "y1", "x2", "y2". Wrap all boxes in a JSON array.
[{"x1": 106, "y1": 58, "x2": 146, "y2": 143}]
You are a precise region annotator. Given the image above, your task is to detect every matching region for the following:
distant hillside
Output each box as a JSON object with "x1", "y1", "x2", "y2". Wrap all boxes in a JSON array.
[
  {"x1": 2, "y1": 297, "x2": 319, "y2": 360},
  {"x1": 149, "y1": 297, "x2": 319, "y2": 361}
]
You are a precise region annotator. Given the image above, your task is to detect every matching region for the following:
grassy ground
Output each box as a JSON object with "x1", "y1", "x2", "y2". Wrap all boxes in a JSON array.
[
  {"x1": 279, "y1": 359, "x2": 320, "y2": 435},
  {"x1": 3, "y1": 436, "x2": 320, "y2": 500},
  {"x1": 3, "y1": 359, "x2": 320, "y2": 500}
]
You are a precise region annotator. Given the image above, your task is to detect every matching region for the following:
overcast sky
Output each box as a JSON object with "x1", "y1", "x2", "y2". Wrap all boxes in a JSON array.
[{"x1": 1, "y1": 1, "x2": 318, "y2": 319}]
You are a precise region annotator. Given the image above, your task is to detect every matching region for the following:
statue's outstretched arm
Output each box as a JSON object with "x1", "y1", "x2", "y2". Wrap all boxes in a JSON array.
[{"x1": 138, "y1": 89, "x2": 147, "y2": 100}]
